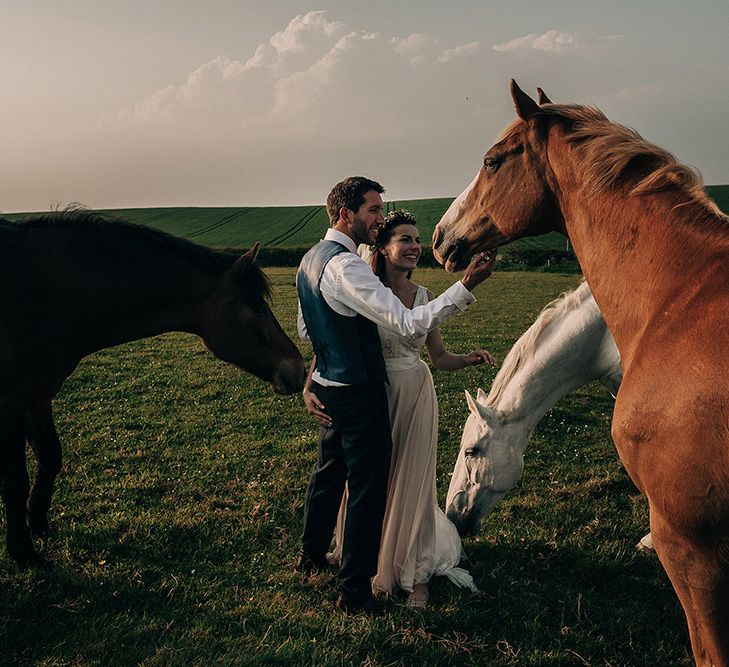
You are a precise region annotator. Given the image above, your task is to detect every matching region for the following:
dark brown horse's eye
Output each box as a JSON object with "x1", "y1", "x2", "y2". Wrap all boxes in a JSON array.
[{"x1": 483, "y1": 157, "x2": 500, "y2": 172}]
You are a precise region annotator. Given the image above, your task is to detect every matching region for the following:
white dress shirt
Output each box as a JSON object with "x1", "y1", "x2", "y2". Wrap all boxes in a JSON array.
[{"x1": 298, "y1": 229, "x2": 476, "y2": 386}]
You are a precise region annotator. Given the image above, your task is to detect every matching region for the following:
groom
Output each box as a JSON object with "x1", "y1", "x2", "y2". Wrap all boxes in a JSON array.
[{"x1": 296, "y1": 176, "x2": 495, "y2": 614}]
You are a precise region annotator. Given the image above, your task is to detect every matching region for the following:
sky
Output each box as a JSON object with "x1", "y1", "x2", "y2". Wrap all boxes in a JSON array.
[{"x1": 1, "y1": 0, "x2": 728, "y2": 213}]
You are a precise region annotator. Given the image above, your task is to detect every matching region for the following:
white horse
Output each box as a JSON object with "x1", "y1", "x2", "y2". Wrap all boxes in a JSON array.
[{"x1": 445, "y1": 281, "x2": 654, "y2": 551}]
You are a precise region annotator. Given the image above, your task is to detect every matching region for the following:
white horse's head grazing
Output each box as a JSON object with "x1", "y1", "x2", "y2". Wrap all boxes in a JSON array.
[
  {"x1": 446, "y1": 387, "x2": 526, "y2": 536},
  {"x1": 446, "y1": 282, "x2": 622, "y2": 536}
]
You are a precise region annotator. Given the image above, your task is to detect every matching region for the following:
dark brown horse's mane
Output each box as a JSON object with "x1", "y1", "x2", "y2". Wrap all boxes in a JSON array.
[
  {"x1": 2, "y1": 208, "x2": 272, "y2": 301},
  {"x1": 532, "y1": 104, "x2": 726, "y2": 221}
]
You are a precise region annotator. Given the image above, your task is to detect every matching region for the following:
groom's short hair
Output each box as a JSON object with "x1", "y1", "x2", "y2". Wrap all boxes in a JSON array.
[{"x1": 327, "y1": 176, "x2": 385, "y2": 226}]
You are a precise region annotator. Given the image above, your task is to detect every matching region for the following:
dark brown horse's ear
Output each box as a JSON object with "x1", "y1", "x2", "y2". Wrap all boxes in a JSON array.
[
  {"x1": 233, "y1": 242, "x2": 261, "y2": 274},
  {"x1": 510, "y1": 79, "x2": 540, "y2": 120},
  {"x1": 245, "y1": 242, "x2": 261, "y2": 263},
  {"x1": 537, "y1": 87, "x2": 552, "y2": 105}
]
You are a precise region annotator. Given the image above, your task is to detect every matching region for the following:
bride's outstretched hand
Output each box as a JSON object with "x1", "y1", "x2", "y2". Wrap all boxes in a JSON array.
[{"x1": 461, "y1": 250, "x2": 497, "y2": 291}]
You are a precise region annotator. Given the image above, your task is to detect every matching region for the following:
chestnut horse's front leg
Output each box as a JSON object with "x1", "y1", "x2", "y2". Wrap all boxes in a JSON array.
[
  {"x1": 26, "y1": 402, "x2": 62, "y2": 536},
  {"x1": 650, "y1": 508, "x2": 729, "y2": 667},
  {"x1": 0, "y1": 409, "x2": 43, "y2": 567}
]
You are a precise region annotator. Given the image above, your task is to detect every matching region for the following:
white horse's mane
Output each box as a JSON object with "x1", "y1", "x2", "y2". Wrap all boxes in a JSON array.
[{"x1": 486, "y1": 280, "x2": 592, "y2": 407}]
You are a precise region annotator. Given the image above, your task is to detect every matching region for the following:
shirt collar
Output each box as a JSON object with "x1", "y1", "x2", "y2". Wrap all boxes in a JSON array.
[{"x1": 324, "y1": 228, "x2": 357, "y2": 254}]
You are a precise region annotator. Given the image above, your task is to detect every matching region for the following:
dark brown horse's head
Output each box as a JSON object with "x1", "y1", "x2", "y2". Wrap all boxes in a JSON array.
[
  {"x1": 433, "y1": 80, "x2": 565, "y2": 271},
  {"x1": 200, "y1": 244, "x2": 305, "y2": 395}
]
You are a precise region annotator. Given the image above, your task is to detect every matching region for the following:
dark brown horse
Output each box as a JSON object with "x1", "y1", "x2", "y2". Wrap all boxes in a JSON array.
[
  {"x1": 0, "y1": 209, "x2": 305, "y2": 567},
  {"x1": 433, "y1": 81, "x2": 729, "y2": 666}
]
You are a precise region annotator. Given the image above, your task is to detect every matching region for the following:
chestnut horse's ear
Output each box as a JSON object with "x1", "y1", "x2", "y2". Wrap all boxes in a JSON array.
[
  {"x1": 510, "y1": 79, "x2": 540, "y2": 121},
  {"x1": 537, "y1": 87, "x2": 552, "y2": 105},
  {"x1": 233, "y1": 242, "x2": 261, "y2": 274}
]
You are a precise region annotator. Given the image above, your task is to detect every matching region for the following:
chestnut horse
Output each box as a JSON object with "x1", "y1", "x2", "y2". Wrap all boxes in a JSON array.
[
  {"x1": 433, "y1": 81, "x2": 729, "y2": 665},
  {"x1": 0, "y1": 209, "x2": 305, "y2": 567}
]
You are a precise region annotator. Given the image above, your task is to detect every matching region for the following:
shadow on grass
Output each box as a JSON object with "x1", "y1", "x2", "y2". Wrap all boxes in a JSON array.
[
  {"x1": 2, "y1": 566, "x2": 198, "y2": 665},
  {"x1": 420, "y1": 539, "x2": 692, "y2": 665},
  {"x1": 1, "y1": 524, "x2": 693, "y2": 666}
]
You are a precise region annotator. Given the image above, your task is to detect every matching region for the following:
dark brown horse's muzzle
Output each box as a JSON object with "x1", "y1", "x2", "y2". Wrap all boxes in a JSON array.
[{"x1": 270, "y1": 357, "x2": 306, "y2": 395}]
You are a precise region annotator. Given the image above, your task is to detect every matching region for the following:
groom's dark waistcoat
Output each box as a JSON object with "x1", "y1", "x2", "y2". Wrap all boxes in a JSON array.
[{"x1": 297, "y1": 240, "x2": 387, "y2": 385}]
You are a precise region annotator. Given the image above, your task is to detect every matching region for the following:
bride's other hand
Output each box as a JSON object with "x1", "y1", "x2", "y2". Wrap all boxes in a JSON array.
[{"x1": 463, "y1": 349, "x2": 497, "y2": 367}]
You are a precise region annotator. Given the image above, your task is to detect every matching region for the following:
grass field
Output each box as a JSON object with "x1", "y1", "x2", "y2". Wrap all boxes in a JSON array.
[
  {"x1": 0, "y1": 270, "x2": 692, "y2": 666},
  {"x1": 706, "y1": 184, "x2": 729, "y2": 215}
]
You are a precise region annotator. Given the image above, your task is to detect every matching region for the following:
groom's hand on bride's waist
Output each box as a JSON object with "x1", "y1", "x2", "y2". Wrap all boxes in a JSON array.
[{"x1": 303, "y1": 386, "x2": 333, "y2": 428}]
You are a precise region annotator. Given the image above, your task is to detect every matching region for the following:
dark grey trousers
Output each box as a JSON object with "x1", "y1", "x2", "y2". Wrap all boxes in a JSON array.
[{"x1": 301, "y1": 380, "x2": 392, "y2": 602}]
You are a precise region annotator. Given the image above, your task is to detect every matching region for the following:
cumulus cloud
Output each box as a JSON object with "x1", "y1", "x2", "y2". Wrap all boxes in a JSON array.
[
  {"x1": 269, "y1": 10, "x2": 346, "y2": 55},
  {"x1": 598, "y1": 34, "x2": 624, "y2": 44},
  {"x1": 392, "y1": 33, "x2": 439, "y2": 65},
  {"x1": 492, "y1": 29, "x2": 620, "y2": 54},
  {"x1": 90, "y1": 10, "x2": 498, "y2": 206},
  {"x1": 493, "y1": 29, "x2": 580, "y2": 53},
  {"x1": 438, "y1": 41, "x2": 483, "y2": 62},
  {"x1": 108, "y1": 10, "x2": 487, "y2": 132},
  {"x1": 109, "y1": 11, "x2": 353, "y2": 125}
]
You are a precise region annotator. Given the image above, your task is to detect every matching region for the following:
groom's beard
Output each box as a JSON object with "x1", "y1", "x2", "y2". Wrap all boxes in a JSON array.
[{"x1": 351, "y1": 216, "x2": 375, "y2": 246}]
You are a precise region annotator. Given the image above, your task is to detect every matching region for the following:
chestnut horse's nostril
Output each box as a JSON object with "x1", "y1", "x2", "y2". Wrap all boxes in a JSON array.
[
  {"x1": 432, "y1": 226, "x2": 443, "y2": 250},
  {"x1": 432, "y1": 226, "x2": 446, "y2": 264}
]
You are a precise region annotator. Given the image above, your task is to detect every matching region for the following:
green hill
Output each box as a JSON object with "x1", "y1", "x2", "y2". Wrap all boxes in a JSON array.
[
  {"x1": 106, "y1": 184, "x2": 729, "y2": 252},
  {"x1": 707, "y1": 184, "x2": 729, "y2": 214},
  {"x1": 7, "y1": 184, "x2": 728, "y2": 257},
  {"x1": 97, "y1": 196, "x2": 571, "y2": 253}
]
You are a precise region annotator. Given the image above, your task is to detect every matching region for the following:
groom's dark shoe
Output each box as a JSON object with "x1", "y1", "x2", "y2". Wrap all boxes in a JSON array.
[
  {"x1": 294, "y1": 550, "x2": 328, "y2": 576},
  {"x1": 335, "y1": 593, "x2": 384, "y2": 616}
]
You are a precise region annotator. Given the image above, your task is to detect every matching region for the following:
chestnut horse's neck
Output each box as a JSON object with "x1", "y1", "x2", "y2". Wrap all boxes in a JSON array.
[{"x1": 546, "y1": 134, "x2": 729, "y2": 368}]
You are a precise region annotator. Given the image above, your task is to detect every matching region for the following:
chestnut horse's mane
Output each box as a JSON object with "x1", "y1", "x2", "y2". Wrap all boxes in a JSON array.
[
  {"x1": 511, "y1": 104, "x2": 727, "y2": 222},
  {"x1": 486, "y1": 281, "x2": 592, "y2": 407}
]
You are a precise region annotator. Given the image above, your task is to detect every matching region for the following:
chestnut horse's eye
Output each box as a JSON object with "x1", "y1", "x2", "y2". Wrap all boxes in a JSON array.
[{"x1": 483, "y1": 156, "x2": 500, "y2": 172}]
